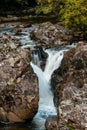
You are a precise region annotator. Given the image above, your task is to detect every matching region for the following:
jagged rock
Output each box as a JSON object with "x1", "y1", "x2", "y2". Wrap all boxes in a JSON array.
[
  {"x1": 31, "y1": 22, "x2": 87, "y2": 48},
  {"x1": 30, "y1": 22, "x2": 74, "y2": 47},
  {"x1": 51, "y1": 41, "x2": 87, "y2": 130},
  {"x1": 0, "y1": 35, "x2": 39, "y2": 123},
  {"x1": 45, "y1": 116, "x2": 58, "y2": 130}
]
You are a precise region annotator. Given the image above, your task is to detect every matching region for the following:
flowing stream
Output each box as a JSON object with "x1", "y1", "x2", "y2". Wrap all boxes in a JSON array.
[
  {"x1": 30, "y1": 49, "x2": 66, "y2": 130},
  {"x1": 0, "y1": 23, "x2": 76, "y2": 130}
]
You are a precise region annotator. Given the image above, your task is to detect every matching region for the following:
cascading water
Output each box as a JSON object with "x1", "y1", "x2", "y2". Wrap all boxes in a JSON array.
[
  {"x1": 44, "y1": 49, "x2": 64, "y2": 82},
  {"x1": 0, "y1": 24, "x2": 76, "y2": 130},
  {"x1": 30, "y1": 49, "x2": 65, "y2": 130},
  {"x1": 31, "y1": 49, "x2": 41, "y2": 67}
]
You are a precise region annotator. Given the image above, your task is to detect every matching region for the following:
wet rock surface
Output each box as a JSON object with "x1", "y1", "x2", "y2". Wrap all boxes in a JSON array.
[
  {"x1": 0, "y1": 33, "x2": 39, "y2": 123},
  {"x1": 45, "y1": 116, "x2": 58, "y2": 130},
  {"x1": 52, "y1": 41, "x2": 87, "y2": 130},
  {"x1": 30, "y1": 22, "x2": 86, "y2": 48},
  {"x1": 0, "y1": 22, "x2": 87, "y2": 129}
]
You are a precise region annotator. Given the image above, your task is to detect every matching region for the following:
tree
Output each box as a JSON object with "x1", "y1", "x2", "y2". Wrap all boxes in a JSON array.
[
  {"x1": 36, "y1": 0, "x2": 87, "y2": 31},
  {"x1": 59, "y1": 0, "x2": 87, "y2": 31},
  {"x1": 36, "y1": 0, "x2": 60, "y2": 14}
]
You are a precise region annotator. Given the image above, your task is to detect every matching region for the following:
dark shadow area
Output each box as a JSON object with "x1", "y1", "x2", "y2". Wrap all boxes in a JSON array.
[
  {"x1": 0, "y1": 0, "x2": 37, "y2": 10},
  {"x1": 0, "y1": 0, "x2": 37, "y2": 17},
  {"x1": 28, "y1": 0, "x2": 37, "y2": 7}
]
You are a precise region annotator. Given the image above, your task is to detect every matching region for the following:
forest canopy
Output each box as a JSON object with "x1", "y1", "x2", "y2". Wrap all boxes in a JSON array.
[{"x1": 36, "y1": 0, "x2": 87, "y2": 31}]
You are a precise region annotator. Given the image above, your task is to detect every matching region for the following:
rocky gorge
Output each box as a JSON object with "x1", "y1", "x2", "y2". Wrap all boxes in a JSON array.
[
  {"x1": 30, "y1": 22, "x2": 87, "y2": 130},
  {"x1": 0, "y1": 21, "x2": 87, "y2": 130}
]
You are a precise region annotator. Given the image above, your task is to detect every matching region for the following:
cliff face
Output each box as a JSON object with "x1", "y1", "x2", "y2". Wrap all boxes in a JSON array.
[
  {"x1": 0, "y1": 34, "x2": 39, "y2": 122},
  {"x1": 51, "y1": 41, "x2": 87, "y2": 130}
]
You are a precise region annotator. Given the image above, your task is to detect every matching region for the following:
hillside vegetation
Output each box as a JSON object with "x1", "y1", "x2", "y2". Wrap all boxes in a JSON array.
[{"x1": 0, "y1": 0, "x2": 87, "y2": 31}]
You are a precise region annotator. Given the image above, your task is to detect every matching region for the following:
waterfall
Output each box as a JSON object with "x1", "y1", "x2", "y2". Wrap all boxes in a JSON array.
[
  {"x1": 31, "y1": 50, "x2": 41, "y2": 67},
  {"x1": 30, "y1": 49, "x2": 65, "y2": 130},
  {"x1": 44, "y1": 49, "x2": 64, "y2": 82}
]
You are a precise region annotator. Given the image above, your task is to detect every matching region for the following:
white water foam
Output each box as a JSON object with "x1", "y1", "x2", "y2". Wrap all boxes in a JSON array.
[
  {"x1": 44, "y1": 49, "x2": 64, "y2": 82},
  {"x1": 30, "y1": 49, "x2": 65, "y2": 130}
]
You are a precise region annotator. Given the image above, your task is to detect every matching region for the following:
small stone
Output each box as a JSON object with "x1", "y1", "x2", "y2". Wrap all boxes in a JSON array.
[
  {"x1": 9, "y1": 41, "x2": 16, "y2": 49},
  {"x1": 9, "y1": 57, "x2": 15, "y2": 67},
  {"x1": 17, "y1": 78, "x2": 21, "y2": 83}
]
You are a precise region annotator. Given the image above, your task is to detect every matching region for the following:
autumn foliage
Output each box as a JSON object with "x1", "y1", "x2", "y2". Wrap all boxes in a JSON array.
[
  {"x1": 37, "y1": 0, "x2": 87, "y2": 31},
  {"x1": 60, "y1": 0, "x2": 87, "y2": 31},
  {"x1": 0, "y1": 0, "x2": 87, "y2": 31}
]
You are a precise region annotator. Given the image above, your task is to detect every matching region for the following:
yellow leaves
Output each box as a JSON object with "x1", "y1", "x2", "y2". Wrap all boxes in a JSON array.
[
  {"x1": 60, "y1": 0, "x2": 87, "y2": 31},
  {"x1": 36, "y1": 0, "x2": 87, "y2": 31},
  {"x1": 42, "y1": 4, "x2": 52, "y2": 14},
  {"x1": 48, "y1": 0, "x2": 52, "y2": 3},
  {"x1": 81, "y1": 6, "x2": 87, "y2": 14},
  {"x1": 36, "y1": 0, "x2": 54, "y2": 14}
]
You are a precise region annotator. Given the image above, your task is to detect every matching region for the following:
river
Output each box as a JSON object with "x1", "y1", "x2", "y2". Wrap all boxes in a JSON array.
[{"x1": 0, "y1": 22, "x2": 76, "y2": 130}]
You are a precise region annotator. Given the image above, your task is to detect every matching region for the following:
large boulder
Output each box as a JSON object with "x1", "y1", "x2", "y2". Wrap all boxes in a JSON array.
[
  {"x1": 31, "y1": 22, "x2": 87, "y2": 48},
  {"x1": 51, "y1": 41, "x2": 87, "y2": 130},
  {"x1": 30, "y1": 22, "x2": 87, "y2": 48},
  {"x1": 0, "y1": 35, "x2": 39, "y2": 122},
  {"x1": 30, "y1": 22, "x2": 73, "y2": 47}
]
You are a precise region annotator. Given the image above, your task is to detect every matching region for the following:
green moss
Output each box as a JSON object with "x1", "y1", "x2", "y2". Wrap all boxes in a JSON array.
[
  {"x1": 0, "y1": 48, "x2": 3, "y2": 52},
  {"x1": 66, "y1": 123, "x2": 74, "y2": 130}
]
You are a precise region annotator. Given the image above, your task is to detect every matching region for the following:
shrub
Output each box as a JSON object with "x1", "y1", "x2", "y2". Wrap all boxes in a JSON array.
[{"x1": 59, "y1": 0, "x2": 87, "y2": 31}]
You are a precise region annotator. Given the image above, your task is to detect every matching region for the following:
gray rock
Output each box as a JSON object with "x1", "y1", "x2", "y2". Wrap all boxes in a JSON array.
[{"x1": 0, "y1": 35, "x2": 39, "y2": 123}]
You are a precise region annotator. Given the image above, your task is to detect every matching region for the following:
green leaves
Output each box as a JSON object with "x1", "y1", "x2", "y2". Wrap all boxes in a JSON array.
[
  {"x1": 36, "y1": 4, "x2": 52, "y2": 14},
  {"x1": 36, "y1": 0, "x2": 87, "y2": 31},
  {"x1": 60, "y1": 0, "x2": 87, "y2": 31},
  {"x1": 1, "y1": 0, "x2": 87, "y2": 31},
  {"x1": 36, "y1": 0, "x2": 58, "y2": 14}
]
